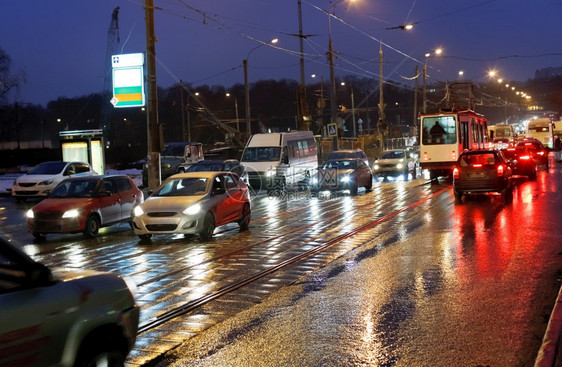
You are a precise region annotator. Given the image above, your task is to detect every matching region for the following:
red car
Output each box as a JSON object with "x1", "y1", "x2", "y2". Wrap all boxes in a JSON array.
[
  {"x1": 501, "y1": 147, "x2": 537, "y2": 180},
  {"x1": 27, "y1": 175, "x2": 143, "y2": 239},
  {"x1": 516, "y1": 138, "x2": 549, "y2": 168}
]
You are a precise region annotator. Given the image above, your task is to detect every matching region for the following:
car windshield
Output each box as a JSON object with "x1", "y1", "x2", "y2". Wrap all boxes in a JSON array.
[
  {"x1": 381, "y1": 151, "x2": 405, "y2": 159},
  {"x1": 460, "y1": 153, "x2": 497, "y2": 167},
  {"x1": 241, "y1": 147, "x2": 281, "y2": 162},
  {"x1": 187, "y1": 162, "x2": 223, "y2": 172},
  {"x1": 27, "y1": 162, "x2": 66, "y2": 175},
  {"x1": 51, "y1": 179, "x2": 98, "y2": 198},
  {"x1": 154, "y1": 177, "x2": 209, "y2": 197},
  {"x1": 323, "y1": 160, "x2": 356, "y2": 170},
  {"x1": 162, "y1": 144, "x2": 187, "y2": 156}
]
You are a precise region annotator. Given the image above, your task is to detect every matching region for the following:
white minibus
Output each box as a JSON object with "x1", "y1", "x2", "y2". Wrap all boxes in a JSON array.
[
  {"x1": 526, "y1": 118, "x2": 553, "y2": 148},
  {"x1": 241, "y1": 131, "x2": 318, "y2": 192}
]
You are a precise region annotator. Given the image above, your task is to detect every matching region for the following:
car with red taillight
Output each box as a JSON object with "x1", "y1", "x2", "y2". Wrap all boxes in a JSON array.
[
  {"x1": 501, "y1": 147, "x2": 537, "y2": 180},
  {"x1": 453, "y1": 150, "x2": 513, "y2": 203},
  {"x1": 516, "y1": 138, "x2": 549, "y2": 168}
]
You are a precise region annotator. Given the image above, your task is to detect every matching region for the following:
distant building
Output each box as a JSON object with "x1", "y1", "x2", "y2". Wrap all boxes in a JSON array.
[{"x1": 535, "y1": 67, "x2": 562, "y2": 80}]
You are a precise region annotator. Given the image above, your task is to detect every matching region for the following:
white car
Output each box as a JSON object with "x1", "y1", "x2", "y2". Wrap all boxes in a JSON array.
[
  {"x1": 12, "y1": 161, "x2": 97, "y2": 201},
  {"x1": 372, "y1": 149, "x2": 413, "y2": 180},
  {"x1": 0, "y1": 234, "x2": 139, "y2": 367}
]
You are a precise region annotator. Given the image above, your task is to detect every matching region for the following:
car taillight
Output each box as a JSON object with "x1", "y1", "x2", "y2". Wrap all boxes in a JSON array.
[
  {"x1": 451, "y1": 151, "x2": 457, "y2": 161},
  {"x1": 497, "y1": 164, "x2": 504, "y2": 177},
  {"x1": 519, "y1": 155, "x2": 531, "y2": 160},
  {"x1": 537, "y1": 151, "x2": 545, "y2": 156},
  {"x1": 453, "y1": 167, "x2": 459, "y2": 179},
  {"x1": 472, "y1": 164, "x2": 483, "y2": 168}
]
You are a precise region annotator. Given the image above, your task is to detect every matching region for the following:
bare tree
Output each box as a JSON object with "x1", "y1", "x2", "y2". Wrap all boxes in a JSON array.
[{"x1": 0, "y1": 47, "x2": 25, "y2": 104}]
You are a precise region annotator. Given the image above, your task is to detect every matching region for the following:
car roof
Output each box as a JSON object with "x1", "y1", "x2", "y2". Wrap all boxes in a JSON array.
[{"x1": 169, "y1": 171, "x2": 230, "y2": 179}]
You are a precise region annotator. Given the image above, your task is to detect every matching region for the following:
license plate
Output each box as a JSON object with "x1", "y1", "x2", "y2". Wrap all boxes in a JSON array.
[{"x1": 468, "y1": 171, "x2": 487, "y2": 178}]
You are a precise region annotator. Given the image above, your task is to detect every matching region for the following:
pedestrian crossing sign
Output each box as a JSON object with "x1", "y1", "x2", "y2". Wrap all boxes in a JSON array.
[{"x1": 328, "y1": 123, "x2": 337, "y2": 137}]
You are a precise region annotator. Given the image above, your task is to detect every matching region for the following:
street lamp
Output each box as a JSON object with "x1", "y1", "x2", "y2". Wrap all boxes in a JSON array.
[
  {"x1": 226, "y1": 92, "x2": 240, "y2": 132},
  {"x1": 422, "y1": 47, "x2": 443, "y2": 113},
  {"x1": 244, "y1": 38, "x2": 278, "y2": 139}
]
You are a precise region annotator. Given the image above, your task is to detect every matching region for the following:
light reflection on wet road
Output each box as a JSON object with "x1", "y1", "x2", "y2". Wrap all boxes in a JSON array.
[{"x1": 1, "y1": 165, "x2": 561, "y2": 366}]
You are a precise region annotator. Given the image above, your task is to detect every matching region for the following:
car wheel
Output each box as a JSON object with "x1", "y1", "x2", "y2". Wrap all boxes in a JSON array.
[
  {"x1": 32, "y1": 232, "x2": 46, "y2": 241},
  {"x1": 138, "y1": 234, "x2": 152, "y2": 241},
  {"x1": 454, "y1": 190, "x2": 463, "y2": 204},
  {"x1": 200, "y1": 212, "x2": 215, "y2": 240},
  {"x1": 83, "y1": 214, "x2": 100, "y2": 238},
  {"x1": 350, "y1": 181, "x2": 359, "y2": 195},
  {"x1": 75, "y1": 337, "x2": 125, "y2": 367},
  {"x1": 238, "y1": 203, "x2": 251, "y2": 231},
  {"x1": 364, "y1": 175, "x2": 373, "y2": 191}
]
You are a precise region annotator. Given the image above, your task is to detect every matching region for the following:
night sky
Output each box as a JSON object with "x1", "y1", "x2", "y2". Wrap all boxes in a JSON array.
[{"x1": 3, "y1": 0, "x2": 562, "y2": 106}]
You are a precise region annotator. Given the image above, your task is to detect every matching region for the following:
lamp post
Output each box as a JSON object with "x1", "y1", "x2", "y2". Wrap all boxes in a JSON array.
[
  {"x1": 244, "y1": 38, "x2": 278, "y2": 139},
  {"x1": 226, "y1": 93, "x2": 240, "y2": 132},
  {"x1": 422, "y1": 48, "x2": 442, "y2": 113}
]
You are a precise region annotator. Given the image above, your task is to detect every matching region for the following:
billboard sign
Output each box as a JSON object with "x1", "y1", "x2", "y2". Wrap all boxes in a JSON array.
[{"x1": 111, "y1": 53, "x2": 145, "y2": 108}]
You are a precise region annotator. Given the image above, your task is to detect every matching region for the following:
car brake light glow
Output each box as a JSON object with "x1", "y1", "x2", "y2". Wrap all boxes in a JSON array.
[
  {"x1": 453, "y1": 167, "x2": 459, "y2": 179},
  {"x1": 497, "y1": 164, "x2": 504, "y2": 177},
  {"x1": 525, "y1": 143, "x2": 532, "y2": 146},
  {"x1": 472, "y1": 164, "x2": 483, "y2": 168},
  {"x1": 519, "y1": 155, "x2": 531, "y2": 160},
  {"x1": 537, "y1": 151, "x2": 545, "y2": 155}
]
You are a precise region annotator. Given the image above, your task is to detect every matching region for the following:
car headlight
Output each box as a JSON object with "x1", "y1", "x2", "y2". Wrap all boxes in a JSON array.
[
  {"x1": 133, "y1": 206, "x2": 145, "y2": 216},
  {"x1": 396, "y1": 163, "x2": 403, "y2": 169},
  {"x1": 340, "y1": 175, "x2": 351, "y2": 183},
  {"x1": 373, "y1": 164, "x2": 379, "y2": 170},
  {"x1": 311, "y1": 177, "x2": 318, "y2": 184},
  {"x1": 62, "y1": 209, "x2": 79, "y2": 218},
  {"x1": 39, "y1": 179, "x2": 53, "y2": 186},
  {"x1": 26, "y1": 209, "x2": 34, "y2": 219},
  {"x1": 183, "y1": 204, "x2": 201, "y2": 215}
]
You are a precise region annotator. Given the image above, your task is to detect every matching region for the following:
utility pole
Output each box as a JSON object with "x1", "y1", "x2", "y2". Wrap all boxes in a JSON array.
[
  {"x1": 378, "y1": 42, "x2": 386, "y2": 149},
  {"x1": 297, "y1": 0, "x2": 309, "y2": 130},
  {"x1": 413, "y1": 65, "x2": 418, "y2": 124},
  {"x1": 145, "y1": 0, "x2": 161, "y2": 190},
  {"x1": 328, "y1": 15, "x2": 338, "y2": 151}
]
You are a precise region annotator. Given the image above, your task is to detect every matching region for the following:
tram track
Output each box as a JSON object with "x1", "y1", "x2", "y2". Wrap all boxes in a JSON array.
[{"x1": 136, "y1": 185, "x2": 450, "y2": 335}]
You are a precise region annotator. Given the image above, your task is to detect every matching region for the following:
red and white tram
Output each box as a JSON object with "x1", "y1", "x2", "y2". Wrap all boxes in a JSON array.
[{"x1": 420, "y1": 108, "x2": 489, "y2": 179}]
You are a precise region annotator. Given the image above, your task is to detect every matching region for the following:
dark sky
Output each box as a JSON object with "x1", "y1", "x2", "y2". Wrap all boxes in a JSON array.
[{"x1": 3, "y1": 0, "x2": 562, "y2": 107}]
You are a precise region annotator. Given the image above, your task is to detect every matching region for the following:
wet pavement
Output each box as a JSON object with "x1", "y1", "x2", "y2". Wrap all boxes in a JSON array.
[{"x1": 1, "y1": 165, "x2": 561, "y2": 367}]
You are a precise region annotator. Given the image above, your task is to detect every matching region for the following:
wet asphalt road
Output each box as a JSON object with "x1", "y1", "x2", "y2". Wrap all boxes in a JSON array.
[{"x1": 1, "y1": 163, "x2": 561, "y2": 367}]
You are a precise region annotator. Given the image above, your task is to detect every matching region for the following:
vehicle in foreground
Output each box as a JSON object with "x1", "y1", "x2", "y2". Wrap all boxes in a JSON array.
[
  {"x1": 0, "y1": 234, "x2": 139, "y2": 367},
  {"x1": 453, "y1": 150, "x2": 513, "y2": 203},
  {"x1": 516, "y1": 138, "x2": 549, "y2": 168},
  {"x1": 26, "y1": 175, "x2": 143, "y2": 239},
  {"x1": 372, "y1": 149, "x2": 414, "y2": 180},
  {"x1": 501, "y1": 147, "x2": 537, "y2": 180},
  {"x1": 132, "y1": 171, "x2": 251, "y2": 240},
  {"x1": 327, "y1": 149, "x2": 369, "y2": 166},
  {"x1": 11, "y1": 161, "x2": 96, "y2": 201},
  {"x1": 311, "y1": 158, "x2": 372, "y2": 195}
]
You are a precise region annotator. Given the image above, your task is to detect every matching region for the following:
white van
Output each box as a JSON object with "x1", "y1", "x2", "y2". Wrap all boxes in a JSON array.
[
  {"x1": 241, "y1": 131, "x2": 318, "y2": 192},
  {"x1": 526, "y1": 118, "x2": 554, "y2": 148}
]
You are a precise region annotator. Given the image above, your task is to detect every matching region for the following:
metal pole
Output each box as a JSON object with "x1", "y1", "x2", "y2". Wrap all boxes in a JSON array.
[
  {"x1": 244, "y1": 59, "x2": 251, "y2": 138},
  {"x1": 180, "y1": 80, "x2": 186, "y2": 142},
  {"x1": 422, "y1": 63, "x2": 427, "y2": 114},
  {"x1": 235, "y1": 97, "x2": 240, "y2": 132},
  {"x1": 351, "y1": 86, "x2": 356, "y2": 138},
  {"x1": 413, "y1": 65, "x2": 418, "y2": 123},
  {"x1": 145, "y1": 0, "x2": 161, "y2": 190},
  {"x1": 328, "y1": 13, "x2": 338, "y2": 151}
]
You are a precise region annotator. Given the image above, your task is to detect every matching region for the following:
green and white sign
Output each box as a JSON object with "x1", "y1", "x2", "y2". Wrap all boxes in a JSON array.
[{"x1": 111, "y1": 53, "x2": 145, "y2": 108}]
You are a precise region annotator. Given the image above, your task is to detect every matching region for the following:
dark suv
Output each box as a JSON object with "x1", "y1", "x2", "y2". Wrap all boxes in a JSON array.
[{"x1": 453, "y1": 150, "x2": 513, "y2": 203}]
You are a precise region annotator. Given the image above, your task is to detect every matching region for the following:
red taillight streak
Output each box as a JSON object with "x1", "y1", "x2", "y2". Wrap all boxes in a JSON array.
[
  {"x1": 497, "y1": 164, "x2": 504, "y2": 177},
  {"x1": 519, "y1": 155, "x2": 531, "y2": 160},
  {"x1": 537, "y1": 151, "x2": 545, "y2": 156},
  {"x1": 472, "y1": 164, "x2": 483, "y2": 168},
  {"x1": 453, "y1": 167, "x2": 459, "y2": 179}
]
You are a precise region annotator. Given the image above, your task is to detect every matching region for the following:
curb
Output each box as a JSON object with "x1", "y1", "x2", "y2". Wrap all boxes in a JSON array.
[{"x1": 535, "y1": 285, "x2": 562, "y2": 367}]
